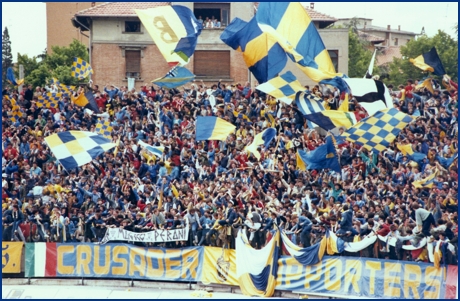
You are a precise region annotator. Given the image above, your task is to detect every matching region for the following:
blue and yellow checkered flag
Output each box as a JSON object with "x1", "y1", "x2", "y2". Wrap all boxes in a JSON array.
[
  {"x1": 95, "y1": 120, "x2": 113, "y2": 139},
  {"x1": 71, "y1": 57, "x2": 93, "y2": 79},
  {"x1": 36, "y1": 92, "x2": 62, "y2": 108},
  {"x1": 10, "y1": 98, "x2": 25, "y2": 122},
  {"x1": 342, "y1": 108, "x2": 413, "y2": 153},
  {"x1": 44, "y1": 131, "x2": 116, "y2": 171},
  {"x1": 50, "y1": 78, "x2": 75, "y2": 97},
  {"x1": 256, "y1": 71, "x2": 305, "y2": 104}
]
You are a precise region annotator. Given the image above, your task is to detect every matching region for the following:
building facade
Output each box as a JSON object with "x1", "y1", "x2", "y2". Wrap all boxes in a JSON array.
[
  {"x1": 71, "y1": 2, "x2": 349, "y2": 89},
  {"x1": 334, "y1": 18, "x2": 418, "y2": 66},
  {"x1": 46, "y1": 2, "x2": 103, "y2": 53}
]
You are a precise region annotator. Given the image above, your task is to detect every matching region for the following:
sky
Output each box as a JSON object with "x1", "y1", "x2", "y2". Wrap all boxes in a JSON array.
[{"x1": 2, "y1": 2, "x2": 458, "y2": 62}]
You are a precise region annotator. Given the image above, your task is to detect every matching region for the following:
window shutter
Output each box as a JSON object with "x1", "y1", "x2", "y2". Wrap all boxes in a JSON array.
[{"x1": 125, "y1": 50, "x2": 141, "y2": 73}]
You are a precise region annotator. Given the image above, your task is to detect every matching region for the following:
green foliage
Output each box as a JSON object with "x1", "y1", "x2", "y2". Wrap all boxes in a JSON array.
[
  {"x1": 347, "y1": 29, "x2": 374, "y2": 78},
  {"x1": 18, "y1": 39, "x2": 89, "y2": 88},
  {"x1": 2, "y1": 27, "x2": 13, "y2": 87},
  {"x1": 385, "y1": 30, "x2": 458, "y2": 86}
]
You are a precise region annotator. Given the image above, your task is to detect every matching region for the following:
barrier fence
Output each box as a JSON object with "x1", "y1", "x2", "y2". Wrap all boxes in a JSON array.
[{"x1": 2, "y1": 242, "x2": 457, "y2": 299}]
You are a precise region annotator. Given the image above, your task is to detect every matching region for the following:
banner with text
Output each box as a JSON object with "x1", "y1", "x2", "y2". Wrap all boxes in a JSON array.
[
  {"x1": 2, "y1": 242, "x2": 23, "y2": 273},
  {"x1": 25, "y1": 243, "x2": 202, "y2": 281},
  {"x1": 276, "y1": 256, "x2": 446, "y2": 299},
  {"x1": 100, "y1": 227, "x2": 189, "y2": 244}
]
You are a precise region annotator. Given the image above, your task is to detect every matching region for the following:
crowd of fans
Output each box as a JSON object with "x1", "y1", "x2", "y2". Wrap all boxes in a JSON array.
[{"x1": 1, "y1": 75, "x2": 458, "y2": 265}]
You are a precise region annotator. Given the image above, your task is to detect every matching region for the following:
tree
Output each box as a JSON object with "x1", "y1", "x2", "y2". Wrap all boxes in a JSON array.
[
  {"x1": 385, "y1": 30, "x2": 458, "y2": 86},
  {"x1": 2, "y1": 27, "x2": 13, "y2": 87},
  {"x1": 20, "y1": 39, "x2": 90, "y2": 87},
  {"x1": 347, "y1": 29, "x2": 374, "y2": 78}
]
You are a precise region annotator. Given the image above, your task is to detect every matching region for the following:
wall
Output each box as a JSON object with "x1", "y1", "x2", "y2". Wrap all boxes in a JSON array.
[
  {"x1": 46, "y1": 2, "x2": 103, "y2": 52},
  {"x1": 91, "y1": 43, "x2": 171, "y2": 90}
]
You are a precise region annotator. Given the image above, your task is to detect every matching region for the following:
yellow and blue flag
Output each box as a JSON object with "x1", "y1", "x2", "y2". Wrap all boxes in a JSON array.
[
  {"x1": 436, "y1": 152, "x2": 457, "y2": 169},
  {"x1": 236, "y1": 229, "x2": 280, "y2": 297},
  {"x1": 152, "y1": 66, "x2": 195, "y2": 89},
  {"x1": 305, "y1": 110, "x2": 357, "y2": 131},
  {"x1": 71, "y1": 57, "x2": 93, "y2": 79},
  {"x1": 50, "y1": 78, "x2": 75, "y2": 97},
  {"x1": 10, "y1": 98, "x2": 25, "y2": 123},
  {"x1": 342, "y1": 108, "x2": 413, "y2": 153},
  {"x1": 94, "y1": 120, "x2": 113, "y2": 139},
  {"x1": 138, "y1": 140, "x2": 165, "y2": 158},
  {"x1": 36, "y1": 93, "x2": 61, "y2": 109},
  {"x1": 256, "y1": 71, "x2": 305, "y2": 104},
  {"x1": 412, "y1": 169, "x2": 438, "y2": 189},
  {"x1": 136, "y1": 5, "x2": 202, "y2": 66},
  {"x1": 297, "y1": 136, "x2": 341, "y2": 173},
  {"x1": 71, "y1": 91, "x2": 100, "y2": 113},
  {"x1": 410, "y1": 47, "x2": 446, "y2": 76},
  {"x1": 280, "y1": 231, "x2": 326, "y2": 266},
  {"x1": 296, "y1": 151, "x2": 307, "y2": 171},
  {"x1": 245, "y1": 128, "x2": 277, "y2": 160},
  {"x1": 255, "y1": 2, "x2": 347, "y2": 91},
  {"x1": 44, "y1": 131, "x2": 116, "y2": 171},
  {"x1": 6, "y1": 67, "x2": 24, "y2": 86},
  {"x1": 196, "y1": 116, "x2": 236, "y2": 141},
  {"x1": 295, "y1": 91, "x2": 324, "y2": 116},
  {"x1": 233, "y1": 111, "x2": 251, "y2": 122},
  {"x1": 325, "y1": 229, "x2": 345, "y2": 255},
  {"x1": 416, "y1": 78, "x2": 435, "y2": 94},
  {"x1": 221, "y1": 17, "x2": 295, "y2": 84}
]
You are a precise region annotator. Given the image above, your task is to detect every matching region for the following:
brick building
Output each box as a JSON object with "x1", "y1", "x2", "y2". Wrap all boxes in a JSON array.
[
  {"x1": 46, "y1": 2, "x2": 103, "y2": 53},
  {"x1": 71, "y1": 2, "x2": 349, "y2": 89},
  {"x1": 334, "y1": 18, "x2": 417, "y2": 66}
]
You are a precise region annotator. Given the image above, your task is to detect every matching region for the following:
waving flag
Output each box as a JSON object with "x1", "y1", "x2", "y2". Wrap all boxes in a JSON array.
[
  {"x1": 71, "y1": 91, "x2": 100, "y2": 113},
  {"x1": 295, "y1": 91, "x2": 324, "y2": 116},
  {"x1": 50, "y1": 78, "x2": 75, "y2": 97},
  {"x1": 436, "y1": 152, "x2": 458, "y2": 169},
  {"x1": 71, "y1": 57, "x2": 93, "y2": 79},
  {"x1": 410, "y1": 47, "x2": 447, "y2": 76},
  {"x1": 221, "y1": 17, "x2": 297, "y2": 84},
  {"x1": 255, "y1": 2, "x2": 347, "y2": 91},
  {"x1": 364, "y1": 49, "x2": 377, "y2": 79},
  {"x1": 196, "y1": 117, "x2": 236, "y2": 141},
  {"x1": 44, "y1": 131, "x2": 116, "y2": 171},
  {"x1": 245, "y1": 128, "x2": 277, "y2": 160},
  {"x1": 138, "y1": 140, "x2": 164, "y2": 158},
  {"x1": 304, "y1": 110, "x2": 357, "y2": 131},
  {"x1": 36, "y1": 93, "x2": 61, "y2": 109},
  {"x1": 233, "y1": 111, "x2": 251, "y2": 122},
  {"x1": 256, "y1": 71, "x2": 305, "y2": 104},
  {"x1": 415, "y1": 78, "x2": 435, "y2": 94},
  {"x1": 152, "y1": 66, "x2": 195, "y2": 89},
  {"x1": 236, "y1": 229, "x2": 280, "y2": 297},
  {"x1": 6, "y1": 67, "x2": 24, "y2": 86},
  {"x1": 343, "y1": 79, "x2": 392, "y2": 117},
  {"x1": 342, "y1": 108, "x2": 413, "y2": 153},
  {"x1": 94, "y1": 120, "x2": 113, "y2": 139},
  {"x1": 9, "y1": 98, "x2": 25, "y2": 122},
  {"x1": 412, "y1": 169, "x2": 438, "y2": 189},
  {"x1": 136, "y1": 5, "x2": 202, "y2": 66},
  {"x1": 297, "y1": 136, "x2": 341, "y2": 173}
]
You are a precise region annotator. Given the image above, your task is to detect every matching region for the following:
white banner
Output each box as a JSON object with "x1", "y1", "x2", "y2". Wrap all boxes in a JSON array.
[{"x1": 100, "y1": 227, "x2": 189, "y2": 244}]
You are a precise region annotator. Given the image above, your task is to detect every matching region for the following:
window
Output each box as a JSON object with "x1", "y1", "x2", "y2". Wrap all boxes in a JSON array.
[
  {"x1": 194, "y1": 3, "x2": 230, "y2": 28},
  {"x1": 394, "y1": 38, "x2": 399, "y2": 46},
  {"x1": 328, "y1": 50, "x2": 339, "y2": 72},
  {"x1": 125, "y1": 21, "x2": 141, "y2": 33},
  {"x1": 194, "y1": 50, "x2": 230, "y2": 78},
  {"x1": 125, "y1": 50, "x2": 141, "y2": 79}
]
